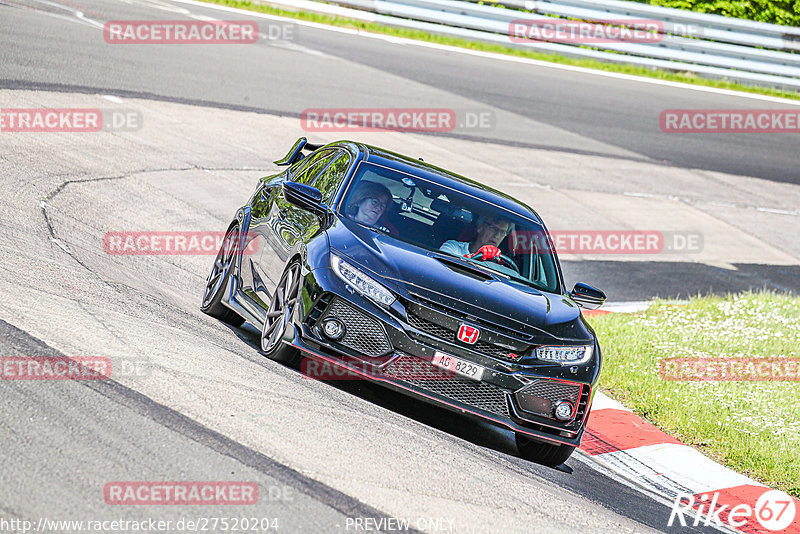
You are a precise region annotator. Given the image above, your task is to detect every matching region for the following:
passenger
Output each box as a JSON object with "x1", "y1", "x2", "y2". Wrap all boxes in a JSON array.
[
  {"x1": 440, "y1": 213, "x2": 513, "y2": 261},
  {"x1": 345, "y1": 181, "x2": 398, "y2": 235}
]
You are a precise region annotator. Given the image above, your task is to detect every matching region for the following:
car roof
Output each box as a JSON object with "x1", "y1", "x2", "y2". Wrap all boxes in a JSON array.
[{"x1": 331, "y1": 141, "x2": 543, "y2": 224}]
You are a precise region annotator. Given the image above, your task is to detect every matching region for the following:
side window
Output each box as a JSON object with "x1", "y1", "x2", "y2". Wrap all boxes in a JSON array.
[
  {"x1": 292, "y1": 150, "x2": 337, "y2": 185},
  {"x1": 288, "y1": 155, "x2": 311, "y2": 176},
  {"x1": 313, "y1": 152, "x2": 352, "y2": 203}
]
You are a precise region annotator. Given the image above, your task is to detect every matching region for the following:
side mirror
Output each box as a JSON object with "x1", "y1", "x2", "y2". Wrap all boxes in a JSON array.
[
  {"x1": 570, "y1": 283, "x2": 606, "y2": 310},
  {"x1": 282, "y1": 181, "x2": 333, "y2": 228}
]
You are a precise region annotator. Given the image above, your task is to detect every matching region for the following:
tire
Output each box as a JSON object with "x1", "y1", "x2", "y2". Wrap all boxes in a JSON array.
[
  {"x1": 200, "y1": 223, "x2": 245, "y2": 327},
  {"x1": 260, "y1": 261, "x2": 302, "y2": 366},
  {"x1": 515, "y1": 434, "x2": 576, "y2": 467}
]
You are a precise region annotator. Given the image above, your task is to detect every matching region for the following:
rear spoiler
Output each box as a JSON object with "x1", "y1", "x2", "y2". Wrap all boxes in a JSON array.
[{"x1": 274, "y1": 137, "x2": 325, "y2": 166}]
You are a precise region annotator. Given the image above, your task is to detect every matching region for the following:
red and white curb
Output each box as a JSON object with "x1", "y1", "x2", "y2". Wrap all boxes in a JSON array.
[{"x1": 578, "y1": 304, "x2": 799, "y2": 533}]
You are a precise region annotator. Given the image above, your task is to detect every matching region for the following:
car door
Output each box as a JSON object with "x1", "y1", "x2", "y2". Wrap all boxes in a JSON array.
[
  {"x1": 247, "y1": 149, "x2": 340, "y2": 308},
  {"x1": 239, "y1": 178, "x2": 281, "y2": 308},
  {"x1": 273, "y1": 149, "x2": 356, "y2": 251}
]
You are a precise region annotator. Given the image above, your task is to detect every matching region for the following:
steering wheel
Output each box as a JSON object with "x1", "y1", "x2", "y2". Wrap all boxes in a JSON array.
[{"x1": 493, "y1": 253, "x2": 520, "y2": 274}]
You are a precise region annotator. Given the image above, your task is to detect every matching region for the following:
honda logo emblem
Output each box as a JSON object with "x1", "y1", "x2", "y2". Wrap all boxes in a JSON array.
[{"x1": 457, "y1": 324, "x2": 480, "y2": 345}]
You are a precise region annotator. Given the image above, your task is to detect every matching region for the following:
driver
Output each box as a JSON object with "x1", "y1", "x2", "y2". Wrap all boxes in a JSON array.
[{"x1": 440, "y1": 214, "x2": 513, "y2": 261}]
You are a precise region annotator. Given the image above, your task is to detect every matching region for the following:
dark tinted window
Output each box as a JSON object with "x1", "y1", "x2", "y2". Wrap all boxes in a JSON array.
[
  {"x1": 291, "y1": 149, "x2": 337, "y2": 185},
  {"x1": 339, "y1": 162, "x2": 559, "y2": 293},
  {"x1": 314, "y1": 152, "x2": 351, "y2": 203}
]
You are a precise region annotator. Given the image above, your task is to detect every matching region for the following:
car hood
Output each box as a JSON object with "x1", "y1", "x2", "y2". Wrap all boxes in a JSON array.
[{"x1": 328, "y1": 218, "x2": 593, "y2": 342}]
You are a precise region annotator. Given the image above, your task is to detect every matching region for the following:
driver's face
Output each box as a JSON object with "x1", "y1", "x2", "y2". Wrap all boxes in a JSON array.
[{"x1": 476, "y1": 218, "x2": 511, "y2": 247}]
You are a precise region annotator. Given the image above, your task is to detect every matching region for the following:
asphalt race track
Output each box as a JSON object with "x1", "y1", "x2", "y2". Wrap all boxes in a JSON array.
[{"x1": 1, "y1": 0, "x2": 799, "y2": 532}]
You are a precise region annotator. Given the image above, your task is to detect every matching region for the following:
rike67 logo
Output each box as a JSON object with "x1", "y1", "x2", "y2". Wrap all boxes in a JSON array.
[{"x1": 669, "y1": 489, "x2": 797, "y2": 532}]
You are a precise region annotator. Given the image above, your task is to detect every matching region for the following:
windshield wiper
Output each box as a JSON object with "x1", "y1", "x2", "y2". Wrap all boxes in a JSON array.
[
  {"x1": 435, "y1": 251, "x2": 514, "y2": 280},
  {"x1": 440, "y1": 251, "x2": 548, "y2": 291},
  {"x1": 434, "y1": 255, "x2": 495, "y2": 281}
]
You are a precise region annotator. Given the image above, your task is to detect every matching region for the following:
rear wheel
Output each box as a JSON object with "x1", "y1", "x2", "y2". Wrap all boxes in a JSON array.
[
  {"x1": 515, "y1": 434, "x2": 575, "y2": 467},
  {"x1": 260, "y1": 261, "x2": 302, "y2": 366},
  {"x1": 200, "y1": 223, "x2": 244, "y2": 327}
]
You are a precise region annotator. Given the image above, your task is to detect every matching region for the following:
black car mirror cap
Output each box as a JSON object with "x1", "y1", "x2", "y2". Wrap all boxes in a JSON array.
[
  {"x1": 283, "y1": 180, "x2": 322, "y2": 204},
  {"x1": 282, "y1": 181, "x2": 333, "y2": 228},
  {"x1": 318, "y1": 204, "x2": 335, "y2": 229},
  {"x1": 570, "y1": 282, "x2": 606, "y2": 310}
]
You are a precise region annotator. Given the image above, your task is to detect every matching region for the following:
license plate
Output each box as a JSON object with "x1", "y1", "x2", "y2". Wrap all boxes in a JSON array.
[{"x1": 431, "y1": 351, "x2": 485, "y2": 381}]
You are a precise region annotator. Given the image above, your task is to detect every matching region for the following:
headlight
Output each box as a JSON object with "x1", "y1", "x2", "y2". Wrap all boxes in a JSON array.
[
  {"x1": 330, "y1": 254, "x2": 396, "y2": 307},
  {"x1": 535, "y1": 345, "x2": 593, "y2": 364}
]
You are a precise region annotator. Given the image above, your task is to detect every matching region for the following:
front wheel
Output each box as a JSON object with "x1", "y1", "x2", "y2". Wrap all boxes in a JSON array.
[
  {"x1": 201, "y1": 223, "x2": 244, "y2": 327},
  {"x1": 515, "y1": 434, "x2": 575, "y2": 467},
  {"x1": 260, "y1": 261, "x2": 302, "y2": 366}
]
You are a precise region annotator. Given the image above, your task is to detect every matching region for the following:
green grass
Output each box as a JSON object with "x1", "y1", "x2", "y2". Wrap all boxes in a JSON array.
[
  {"x1": 200, "y1": 0, "x2": 800, "y2": 101},
  {"x1": 589, "y1": 291, "x2": 800, "y2": 498},
  {"x1": 630, "y1": 0, "x2": 800, "y2": 27},
  {"x1": 481, "y1": 0, "x2": 800, "y2": 26}
]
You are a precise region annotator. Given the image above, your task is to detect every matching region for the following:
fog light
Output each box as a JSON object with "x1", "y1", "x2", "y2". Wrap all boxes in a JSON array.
[
  {"x1": 321, "y1": 318, "x2": 345, "y2": 340},
  {"x1": 553, "y1": 401, "x2": 574, "y2": 421}
]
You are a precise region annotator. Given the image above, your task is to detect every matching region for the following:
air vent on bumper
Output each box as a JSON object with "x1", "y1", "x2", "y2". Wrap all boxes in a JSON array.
[
  {"x1": 514, "y1": 379, "x2": 583, "y2": 422},
  {"x1": 315, "y1": 297, "x2": 392, "y2": 358}
]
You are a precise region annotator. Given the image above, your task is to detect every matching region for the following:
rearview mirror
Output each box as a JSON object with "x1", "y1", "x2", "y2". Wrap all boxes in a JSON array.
[{"x1": 570, "y1": 283, "x2": 606, "y2": 310}]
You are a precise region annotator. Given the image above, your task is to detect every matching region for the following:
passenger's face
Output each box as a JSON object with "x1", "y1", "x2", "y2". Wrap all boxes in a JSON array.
[
  {"x1": 356, "y1": 195, "x2": 388, "y2": 226},
  {"x1": 476, "y1": 218, "x2": 511, "y2": 247}
]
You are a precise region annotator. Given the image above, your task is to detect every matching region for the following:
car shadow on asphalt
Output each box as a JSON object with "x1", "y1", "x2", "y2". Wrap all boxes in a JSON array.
[
  {"x1": 222, "y1": 323, "x2": 725, "y2": 533},
  {"x1": 225, "y1": 322, "x2": 573, "y2": 470}
]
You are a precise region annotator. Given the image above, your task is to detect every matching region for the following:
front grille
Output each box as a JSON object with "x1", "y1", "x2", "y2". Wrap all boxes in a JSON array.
[
  {"x1": 319, "y1": 298, "x2": 392, "y2": 358},
  {"x1": 406, "y1": 312, "x2": 516, "y2": 360},
  {"x1": 409, "y1": 292, "x2": 532, "y2": 341},
  {"x1": 474, "y1": 340, "x2": 515, "y2": 359},
  {"x1": 514, "y1": 379, "x2": 583, "y2": 419},
  {"x1": 407, "y1": 312, "x2": 452, "y2": 340},
  {"x1": 383, "y1": 355, "x2": 509, "y2": 417}
]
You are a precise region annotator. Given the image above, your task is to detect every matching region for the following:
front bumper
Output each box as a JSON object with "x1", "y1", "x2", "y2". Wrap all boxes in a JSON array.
[{"x1": 292, "y1": 267, "x2": 598, "y2": 447}]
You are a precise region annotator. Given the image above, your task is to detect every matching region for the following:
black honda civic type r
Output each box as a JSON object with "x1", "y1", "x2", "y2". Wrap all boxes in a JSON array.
[{"x1": 201, "y1": 138, "x2": 607, "y2": 466}]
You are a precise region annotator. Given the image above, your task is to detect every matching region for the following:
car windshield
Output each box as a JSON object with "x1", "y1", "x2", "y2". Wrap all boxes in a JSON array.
[{"x1": 338, "y1": 161, "x2": 560, "y2": 293}]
